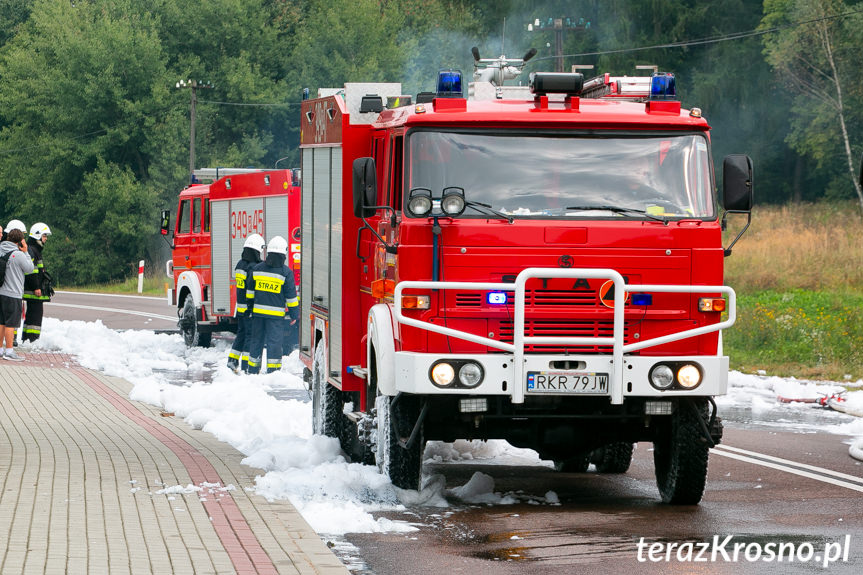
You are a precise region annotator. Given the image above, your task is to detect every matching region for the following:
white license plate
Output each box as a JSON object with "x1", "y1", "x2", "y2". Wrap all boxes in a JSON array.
[{"x1": 526, "y1": 371, "x2": 609, "y2": 394}]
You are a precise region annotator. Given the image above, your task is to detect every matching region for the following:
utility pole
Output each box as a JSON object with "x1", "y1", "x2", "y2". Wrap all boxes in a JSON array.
[
  {"x1": 527, "y1": 17, "x2": 591, "y2": 73},
  {"x1": 175, "y1": 79, "x2": 214, "y2": 184}
]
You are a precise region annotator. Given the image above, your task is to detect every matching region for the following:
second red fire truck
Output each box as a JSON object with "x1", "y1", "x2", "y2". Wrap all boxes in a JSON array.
[
  {"x1": 300, "y1": 65, "x2": 752, "y2": 504},
  {"x1": 162, "y1": 168, "x2": 302, "y2": 346}
]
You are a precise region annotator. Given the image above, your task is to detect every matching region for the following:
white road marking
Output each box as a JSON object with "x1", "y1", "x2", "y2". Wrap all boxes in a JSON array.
[
  {"x1": 49, "y1": 303, "x2": 177, "y2": 322},
  {"x1": 55, "y1": 290, "x2": 166, "y2": 301},
  {"x1": 712, "y1": 444, "x2": 863, "y2": 492}
]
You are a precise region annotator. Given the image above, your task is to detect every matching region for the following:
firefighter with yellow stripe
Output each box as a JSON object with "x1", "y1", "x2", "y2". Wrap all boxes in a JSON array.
[
  {"x1": 246, "y1": 236, "x2": 299, "y2": 374},
  {"x1": 22, "y1": 222, "x2": 53, "y2": 342},
  {"x1": 227, "y1": 233, "x2": 265, "y2": 372}
]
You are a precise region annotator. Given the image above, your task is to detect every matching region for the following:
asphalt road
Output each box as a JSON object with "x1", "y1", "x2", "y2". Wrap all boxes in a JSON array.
[
  {"x1": 345, "y1": 426, "x2": 863, "y2": 575},
  {"x1": 44, "y1": 290, "x2": 178, "y2": 331},
  {"x1": 42, "y1": 292, "x2": 863, "y2": 574}
]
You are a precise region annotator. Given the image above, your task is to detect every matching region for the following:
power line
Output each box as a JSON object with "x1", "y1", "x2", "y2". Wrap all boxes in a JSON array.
[
  {"x1": 0, "y1": 102, "x2": 184, "y2": 155},
  {"x1": 527, "y1": 6, "x2": 863, "y2": 64},
  {"x1": 198, "y1": 100, "x2": 300, "y2": 108}
]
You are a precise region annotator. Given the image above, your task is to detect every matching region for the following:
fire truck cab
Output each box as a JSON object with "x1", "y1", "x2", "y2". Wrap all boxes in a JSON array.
[
  {"x1": 162, "y1": 168, "x2": 302, "y2": 346},
  {"x1": 299, "y1": 70, "x2": 752, "y2": 504}
]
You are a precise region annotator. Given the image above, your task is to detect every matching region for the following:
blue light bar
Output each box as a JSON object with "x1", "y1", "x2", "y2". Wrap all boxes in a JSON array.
[
  {"x1": 631, "y1": 293, "x2": 653, "y2": 306},
  {"x1": 437, "y1": 69, "x2": 463, "y2": 98},
  {"x1": 487, "y1": 292, "x2": 507, "y2": 305},
  {"x1": 650, "y1": 73, "x2": 676, "y2": 100}
]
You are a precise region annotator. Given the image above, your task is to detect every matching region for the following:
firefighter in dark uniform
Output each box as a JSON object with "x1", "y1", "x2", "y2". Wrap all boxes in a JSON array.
[
  {"x1": 22, "y1": 222, "x2": 52, "y2": 342},
  {"x1": 226, "y1": 233, "x2": 265, "y2": 372},
  {"x1": 246, "y1": 236, "x2": 299, "y2": 374}
]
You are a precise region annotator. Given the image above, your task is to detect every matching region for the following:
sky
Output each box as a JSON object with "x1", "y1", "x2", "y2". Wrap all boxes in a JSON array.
[{"x1": 23, "y1": 317, "x2": 863, "y2": 537}]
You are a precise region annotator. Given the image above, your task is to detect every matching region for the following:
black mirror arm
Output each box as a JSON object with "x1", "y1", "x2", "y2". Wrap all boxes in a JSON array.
[
  {"x1": 722, "y1": 210, "x2": 751, "y2": 257},
  {"x1": 160, "y1": 233, "x2": 175, "y2": 250},
  {"x1": 355, "y1": 212, "x2": 399, "y2": 261}
]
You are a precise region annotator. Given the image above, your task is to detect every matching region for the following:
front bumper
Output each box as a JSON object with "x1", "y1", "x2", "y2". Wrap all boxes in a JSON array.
[{"x1": 394, "y1": 351, "x2": 728, "y2": 399}]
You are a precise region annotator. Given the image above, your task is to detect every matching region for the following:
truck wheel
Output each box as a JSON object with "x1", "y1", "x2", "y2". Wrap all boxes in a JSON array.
[
  {"x1": 553, "y1": 452, "x2": 591, "y2": 472},
  {"x1": 375, "y1": 392, "x2": 423, "y2": 490},
  {"x1": 312, "y1": 340, "x2": 342, "y2": 438},
  {"x1": 592, "y1": 442, "x2": 634, "y2": 473},
  {"x1": 653, "y1": 399, "x2": 710, "y2": 504},
  {"x1": 180, "y1": 296, "x2": 211, "y2": 348}
]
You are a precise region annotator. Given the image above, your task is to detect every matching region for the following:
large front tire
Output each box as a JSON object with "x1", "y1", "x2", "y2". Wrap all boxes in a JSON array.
[
  {"x1": 312, "y1": 340, "x2": 342, "y2": 438},
  {"x1": 375, "y1": 393, "x2": 423, "y2": 490},
  {"x1": 179, "y1": 296, "x2": 211, "y2": 348},
  {"x1": 653, "y1": 400, "x2": 711, "y2": 504}
]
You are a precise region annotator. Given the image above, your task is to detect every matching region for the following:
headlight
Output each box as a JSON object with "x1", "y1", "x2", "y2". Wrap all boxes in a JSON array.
[
  {"x1": 458, "y1": 363, "x2": 483, "y2": 387},
  {"x1": 431, "y1": 362, "x2": 455, "y2": 386},
  {"x1": 677, "y1": 364, "x2": 702, "y2": 388},
  {"x1": 408, "y1": 194, "x2": 432, "y2": 216},
  {"x1": 650, "y1": 365, "x2": 674, "y2": 390},
  {"x1": 441, "y1": 187, "x2": 466, "y2": 216}
]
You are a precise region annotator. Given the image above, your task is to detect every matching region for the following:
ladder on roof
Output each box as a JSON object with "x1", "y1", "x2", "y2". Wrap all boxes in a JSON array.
[{"x1": 192, "y1": 168, "x2": 262, "y2": 181}]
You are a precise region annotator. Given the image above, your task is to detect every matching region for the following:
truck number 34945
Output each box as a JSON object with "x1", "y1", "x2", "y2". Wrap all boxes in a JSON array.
[{"x1": 231, "y1": 210, "x2": 264, "y2": 239}]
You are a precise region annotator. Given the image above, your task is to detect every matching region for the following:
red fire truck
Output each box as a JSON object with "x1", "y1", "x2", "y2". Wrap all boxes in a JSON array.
[
  {"x1": 299, "y1": 70, "x2": 752, "y2": 504},
  {"x1": 161, "y1": 168, "x2": 302, "y2": 346}
]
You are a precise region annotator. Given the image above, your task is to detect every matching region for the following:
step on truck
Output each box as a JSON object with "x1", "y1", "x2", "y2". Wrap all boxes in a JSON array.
[
  {"x1": 299, "y1": 66, "x2": 753, "y2": 504},
  {"x1": 161, "y1": 168, "x2": 302, "y2": 347}
]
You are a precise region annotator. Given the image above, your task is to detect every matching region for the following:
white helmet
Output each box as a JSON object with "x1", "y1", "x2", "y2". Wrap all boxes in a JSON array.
[
  {"x1": 30, "y1": 222, "x2": 51, "y2": 241},
  {"x1": 243, "y1": 233, "x2": 266, "y2": 254},
  {"x1": 267, "y1": 236, "x2": 288, "y2": 255},
  {"x1": 6, "y1": 219, "x2": 26, "y2": 233}
]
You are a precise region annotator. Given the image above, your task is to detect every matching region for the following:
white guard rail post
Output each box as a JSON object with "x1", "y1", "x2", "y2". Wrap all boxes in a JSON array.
[{"x1": 394, "y1": 268, "x2": 736, "y2": 405}]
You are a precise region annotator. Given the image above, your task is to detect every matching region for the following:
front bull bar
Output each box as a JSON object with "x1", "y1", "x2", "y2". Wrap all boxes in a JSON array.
[{"x1": 393, "y1": 267, "x2": 736, "y2": 405}]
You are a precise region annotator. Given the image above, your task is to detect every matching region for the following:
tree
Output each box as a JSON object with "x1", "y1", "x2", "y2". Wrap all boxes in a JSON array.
[
  {"x1": 762, "y1": 0, "x2": 863, "y2": 214},
  {"x1": 0, "y1": 0, "x2": 175, "y2": 284}
]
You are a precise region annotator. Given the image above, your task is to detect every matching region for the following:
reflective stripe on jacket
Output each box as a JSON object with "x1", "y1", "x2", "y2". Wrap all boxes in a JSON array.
[
  {"x1": 234, "y1": 258, "x2": 256, "y2": 313},
  {"x1": 248, "y1": 263, "x2": 298, "y2": 319}
]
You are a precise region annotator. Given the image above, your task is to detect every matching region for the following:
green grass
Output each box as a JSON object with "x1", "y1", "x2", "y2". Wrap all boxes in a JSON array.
[
  {"x1": 725, "y1": 290, "x2": 863, "y2": 381},
  {"x1": 66, "y1": 275, "x2": 169, "y2": 297},
  {"x1": 721, "y1": 200, "x2": 863, "y2": 381}
]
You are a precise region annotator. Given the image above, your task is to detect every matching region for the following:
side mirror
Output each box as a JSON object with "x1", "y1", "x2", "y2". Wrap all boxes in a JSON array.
[
  {"x1": 352, "y1": 157, "x2": 377, "y2": 218},
  {"x1": 722, "y1": 155, "x2": 753, "y2": 212},
  {"x1": 160, "y1": 210, "x2": 171, "y2": 235}
]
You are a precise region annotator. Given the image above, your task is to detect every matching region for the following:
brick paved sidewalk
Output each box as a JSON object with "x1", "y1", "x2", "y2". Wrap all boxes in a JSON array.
[{"x1": 0, "y1": 352, "x2": 348, "y2": 575}]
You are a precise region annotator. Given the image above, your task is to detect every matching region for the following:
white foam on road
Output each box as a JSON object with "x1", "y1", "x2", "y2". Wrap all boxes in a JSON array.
[{"x1": 28, "y1": 318, "x2": 863, "y2": 534}]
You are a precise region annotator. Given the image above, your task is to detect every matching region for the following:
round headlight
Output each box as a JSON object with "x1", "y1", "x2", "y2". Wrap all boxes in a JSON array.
[
  {"x1": 677, "y1": 364, "x2": 702, "y2": 388},
  {"x1": 431, "y1": 362, "x2": 455, "y2": 386},
  {"x1": 441, "y1": 193, "x2": 465, "y2": 216},
  {"x1": 409, "y1": 195, "x2": 432, "y2": 216},
  {"x1": 650, "y1": 365, "x2": 674, "y2": 390},
  {"x1": 458, "y1": 363, "x2": 483, "y2": 387}
]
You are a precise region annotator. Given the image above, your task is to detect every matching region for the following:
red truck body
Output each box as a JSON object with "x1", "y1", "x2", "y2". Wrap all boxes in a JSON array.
[
  {"x1": 300, "y1": 71, "x2": 753, "y2": 503},
  {"x1": 165, "y1": 169, "x2": 301, "y2": 345}
]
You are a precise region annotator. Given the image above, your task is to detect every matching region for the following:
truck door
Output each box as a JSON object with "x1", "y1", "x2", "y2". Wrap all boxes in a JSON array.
[{"x1": 174, "y1": 196, "x2": 194, "y2": 275}]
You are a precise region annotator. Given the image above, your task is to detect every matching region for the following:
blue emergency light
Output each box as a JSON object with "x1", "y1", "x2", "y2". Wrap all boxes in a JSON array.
[
  {"x1": 631, "y1": 293, "x2": 653, "y2": 306},
  {"x1": 487, "y1": 292, "x2": 507, "y2": 305},
  {"x1": 437, "y1": 69, "x2": 464, "y2": 98},
  {"x1": 650, "y1": 73, "x2": 676, "y2": 100}
]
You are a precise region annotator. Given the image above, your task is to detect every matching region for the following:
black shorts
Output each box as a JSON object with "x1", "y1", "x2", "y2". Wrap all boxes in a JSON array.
[{"x1": 0, "y1": 295, "x2": 23, "y2": 328}]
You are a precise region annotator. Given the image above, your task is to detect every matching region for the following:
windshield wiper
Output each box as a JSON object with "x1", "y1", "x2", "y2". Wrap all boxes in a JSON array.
[
  {"x1": 565, "y1": 204, "x2": 667, "y2": 223},
  {"x1": 465, "y1": 201, "x2": 514, "y2": 224}
]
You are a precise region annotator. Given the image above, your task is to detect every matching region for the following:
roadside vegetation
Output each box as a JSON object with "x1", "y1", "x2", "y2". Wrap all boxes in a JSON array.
[
  {"x1": 724, "y1": 201, "x2": 863, "y2": 380},
  {"x1": 70, "y1": 276, "x2": 167, "y2": 297}
]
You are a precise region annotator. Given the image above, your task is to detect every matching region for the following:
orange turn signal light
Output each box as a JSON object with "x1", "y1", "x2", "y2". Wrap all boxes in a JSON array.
[
  {"x1": 371, "y1": 279, "x2": 395, "y2": 299},
  {"x1": 698, "y1": 297, "x2": 726, "y2": 312},
  {"x1": 401, "y1": 295, "x2": 431, "y2": 310}
]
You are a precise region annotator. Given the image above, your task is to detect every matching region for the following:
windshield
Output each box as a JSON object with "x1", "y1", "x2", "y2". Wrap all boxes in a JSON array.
[{"x1": 406, "y1": 130, "x2": 714, "y2": 218}]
